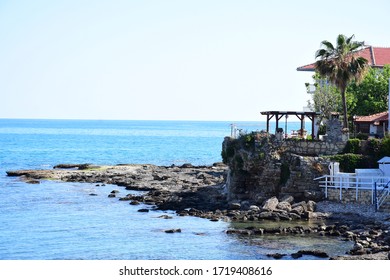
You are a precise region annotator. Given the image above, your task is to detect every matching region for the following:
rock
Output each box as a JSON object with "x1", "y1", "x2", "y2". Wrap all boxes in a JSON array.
[
  {"x1": 267, "y1": 253, "x2": 285, "y2": 259},
  {"x1": 306, "y1": 200, "x2": 317, "y2": 212},
  {"x1": 53, "y1": 163, "x2": 91, "y2": 169},
  {"x1": 279, "y1": 195, "x2": 294, "y2": 204},
  {"x1": 291, "y1": 252, "x2": 303, "y2": 259},
  {"x1": 258, "y1": 211, "x2": 274, "y2": 220},
  {"x1": 108, "y1": 193, "x2": 116, "y2": 198},
  {"x1": 277, "y1": 212, "x2": 292, "y2": 221},
  {"x1": 137, "y1": 209, "x2": 149, "y2": 212},
  {"x1": 229, "y1": 202, "x2": 241, "y2": 210},
  {"x1": 291, "y1": 201, "x2": 307, "y2": 211},
  {"x1": 26, "y1": 179, "x2": 40, "y2": 184},
  {"x1": 89, "y1": 193, "x2": 98, "y2": 196},
  {"x1": 276, "y1": 201, "x2": 292, "y2": 212},
  {"x1": 352, "y1": 242, "x2": 364, "y2": 251},
  {"x1": 289, "y1": 213, "x2": 301, "y2": 220},
  {"x1": 129, "y1": 201, "x2": 140, "y2": 205},
  {"x1": 252, "y1": 228, "x2": 264, "y2": 235},
  {"x1": 302, "y1": 211, "x2": 327, "y2": 220},
  {"x1": 297, "y1": 250, "x2": 329, "y2": 258},
  {"x1": 165, "y1": 228, "x2": 181, "y2": 233},
  {"x1": 157, "y1": 215, "x2": 173, "y2": 219},
  {"x1": 262, "y1": 197, "x2": 279, "y2": 211},
  {"x1": 290, "y1": 206, "x2": 305, "y2": 215},
  {"x1": 249, "y1": 205, "x2": 260, "y2": 212}
]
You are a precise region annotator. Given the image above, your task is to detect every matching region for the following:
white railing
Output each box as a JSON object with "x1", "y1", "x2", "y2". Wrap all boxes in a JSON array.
[
  {"x1": 375, "y1": 181, "x2": 390, "y2": 211},
  {"x1": 314, "y1": 174, "x2": 390, "y2": 206}
]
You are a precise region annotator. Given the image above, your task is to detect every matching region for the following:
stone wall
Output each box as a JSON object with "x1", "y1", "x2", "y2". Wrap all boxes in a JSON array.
[
  {"x1": 326, "y1": 188, "x2": 373, "y2": 205},
  {"x1": 281, "y1": 140, "x2": 346, "y2": 156},
  {"x1": 222, "y1": 134, "x2": 332, "y2": 205},
  {"x1": 325, "y1": 188, "x2": 390, "y2": 212}
]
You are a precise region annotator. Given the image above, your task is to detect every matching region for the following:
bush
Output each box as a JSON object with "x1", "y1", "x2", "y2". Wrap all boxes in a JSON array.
[
  {"x1": 356, "y1": 133, "x2": 369, "y2": 140},
  {"x1": 328, "y1": 153, "x2": 369, "y2": 172},
  {"x1": 379, "y1": 136, "x2": 390, "y2": 158},
  {"x1": 343, "y1": 139, "x2": 361, "y2": 154},
  {"x1": 366, "y1": 138, "x2": 381, "y2": 159}
]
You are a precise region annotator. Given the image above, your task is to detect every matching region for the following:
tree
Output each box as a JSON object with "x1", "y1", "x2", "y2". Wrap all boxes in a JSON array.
[
  {"x1": 306, "y1": 73, "x2": 342, "y2": 123},
  {"x1": 307, "y1": 65, "x2": 390, "y2": 127},
  {"x1": 315, "y1": 34, "x2": 369, "y2": 129},
  {"x1": 347, "y1": 65, "x2": 390, "y2": 117}
]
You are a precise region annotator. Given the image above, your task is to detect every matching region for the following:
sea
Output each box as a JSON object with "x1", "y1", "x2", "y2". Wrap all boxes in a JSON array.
[{"x1": 0, "y1": 119, "x2": 352, "y2": 260}]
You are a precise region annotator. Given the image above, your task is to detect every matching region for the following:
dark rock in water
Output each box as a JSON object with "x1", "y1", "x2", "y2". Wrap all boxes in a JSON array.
[
  {"x1": 138, "y1": 209, "x2": 149, "y2": 213},
  {"x1": 89, "y1": 193, "x2": 98, "y2": 196},
  {"x1": 26, "y1": 179, "x2": 40, "y2": 184},
  {"x1": 264, "y1": 227, "x2": 282, "y2": 234},
  {"x1": 108, "y1": 190, "x2": 119, "y2": 197},
  {"x1": 130, "y1": 201, "x2": 140, "y2": 205},
  {"x1": 267, "y1": 253, "x2": 286, "y2": 259},
  {"x1": 291, "y1": 252, "x2": 303, "y2": 259},
  {"x1": 157, "y1": 215, "x2": 173, "y2": 219},
  {"x1": 297, "y1": 250, "x2": 329, "y2": 258},
  {"x1": 165, "y1": 228, "x2": 181, "y2": 233}
]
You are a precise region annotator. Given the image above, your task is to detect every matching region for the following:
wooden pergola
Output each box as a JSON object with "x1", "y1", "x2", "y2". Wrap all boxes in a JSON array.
[{"x1": 260, "y1": 111, "x2": 320, "y2": 139}]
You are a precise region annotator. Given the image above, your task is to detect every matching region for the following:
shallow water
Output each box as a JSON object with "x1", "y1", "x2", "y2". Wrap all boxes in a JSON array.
[{"x1": 0, "y1": 119, "x2": 350, "y2": 260}]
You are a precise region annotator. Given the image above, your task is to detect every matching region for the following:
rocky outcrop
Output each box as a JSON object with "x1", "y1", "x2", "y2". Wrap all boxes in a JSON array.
[
  {"x1": 7, "y1": 163, "x2": 229, "y2": 212},
  {"x1": 222, "y1": 133, "x2": 332, "y2": 204}
]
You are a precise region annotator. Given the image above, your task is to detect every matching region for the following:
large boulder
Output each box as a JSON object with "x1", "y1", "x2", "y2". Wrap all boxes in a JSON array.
[
  {"x1": 279, "y1": 195, "x2": 294, "y2": 204},
  {"x1": 306, "y1": 200, "x2": 317, "y2": 212},
  {"x1": 262, "y1": 197, "x2": 279, "y2": 211},
  {"x1": 277, "y1": 201, "x2": 292, "y2": 212}
]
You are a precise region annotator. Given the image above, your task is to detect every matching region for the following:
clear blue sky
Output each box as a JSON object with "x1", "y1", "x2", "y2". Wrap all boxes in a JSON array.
[{"x1": 0, "y1": 0, "x2": 389, "y2": 121}]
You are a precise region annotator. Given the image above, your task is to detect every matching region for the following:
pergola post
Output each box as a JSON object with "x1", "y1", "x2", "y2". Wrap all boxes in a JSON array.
[{"x1": 261, "y1": 111, "x2": 320, "y2": 139}]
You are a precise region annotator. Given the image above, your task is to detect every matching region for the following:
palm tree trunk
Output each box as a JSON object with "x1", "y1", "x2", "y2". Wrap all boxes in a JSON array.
[{"x1": 341, "y1": 88, "x2": 348, "y2": 129}]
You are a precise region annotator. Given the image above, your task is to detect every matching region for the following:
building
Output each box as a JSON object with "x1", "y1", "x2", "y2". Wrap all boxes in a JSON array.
[
  {"x1": 354, "y1": 111, "x2": 388, "y2": 138},
  {"x1": 297, "y1": 46, "x2": 390, "y2": 72}
]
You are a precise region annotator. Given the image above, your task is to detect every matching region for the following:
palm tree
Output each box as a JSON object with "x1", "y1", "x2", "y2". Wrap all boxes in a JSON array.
[{"x1": 315, "y1": 34, "x2": 369, "y2": 129}]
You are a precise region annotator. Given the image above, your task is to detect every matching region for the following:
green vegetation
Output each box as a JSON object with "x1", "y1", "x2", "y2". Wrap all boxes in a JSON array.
[
  {"x1": 348, "y1": 65, "x2": 390, "y2": 117},
  {"x1": 314, "y1": 34, "x2": 369, "y2": 129},
  {"x1": 328, "y1": 153, "x2": 369, "y2": 173},
  {"x1": 343, "y1": 138, "x2": 361, "y2": 154},
  {"x1": 329, "y1": 137, "x2": 390, "y2": 172}
]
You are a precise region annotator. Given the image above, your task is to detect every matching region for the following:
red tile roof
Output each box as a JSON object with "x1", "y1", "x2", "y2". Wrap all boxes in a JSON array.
[
  {"x1": 354, "y1": 111, "x2": 388, "y2": 123},
  {"x1": 297, "y1": 46, "x2": 390, "y2": 71}
]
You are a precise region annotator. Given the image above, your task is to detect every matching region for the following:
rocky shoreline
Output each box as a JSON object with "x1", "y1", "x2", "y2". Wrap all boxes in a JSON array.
[{"x1": 6, "y1": 163, "x2": 390, "y2": 260}]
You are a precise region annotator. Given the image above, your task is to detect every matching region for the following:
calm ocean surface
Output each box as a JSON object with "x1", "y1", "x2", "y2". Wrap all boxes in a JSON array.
[{"x1": 0, "y1": 119, "x2": 350, "y2": 260}]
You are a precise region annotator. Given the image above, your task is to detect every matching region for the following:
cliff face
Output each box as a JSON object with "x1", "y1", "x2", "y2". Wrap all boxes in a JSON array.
[{"x1": 222, "y1": 133, "x2": 334, "y2": 204}]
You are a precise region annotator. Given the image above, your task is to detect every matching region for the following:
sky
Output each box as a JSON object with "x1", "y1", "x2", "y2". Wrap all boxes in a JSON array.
[{"x1": 0, "y1": 0, "x2": 389, "y2": 121}]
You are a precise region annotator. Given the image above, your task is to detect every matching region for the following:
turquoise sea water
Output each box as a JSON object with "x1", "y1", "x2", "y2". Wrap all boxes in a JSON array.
[{"x1": 0, "y1": 119, "x2": 350, "y2": 260}]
